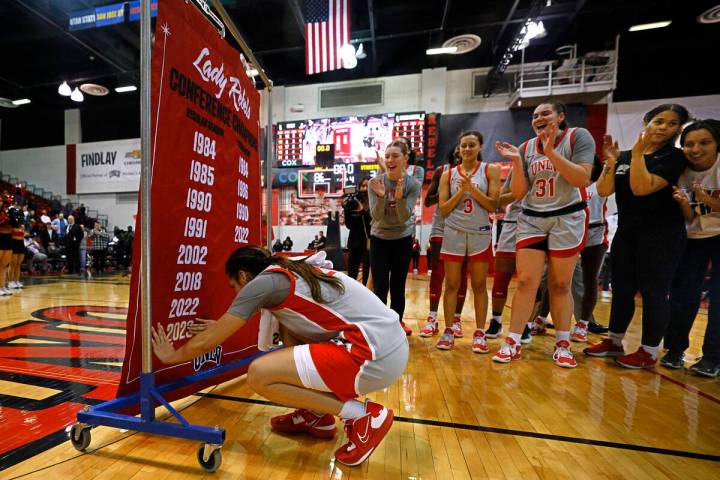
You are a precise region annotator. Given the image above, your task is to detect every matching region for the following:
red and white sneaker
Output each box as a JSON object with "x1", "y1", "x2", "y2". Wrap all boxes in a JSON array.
[
  {"x1": 492, "y1": 337, "x2": 521, "y2": 363},
  {"x1": 570, "y1": 322, "x2": 588, "y2": 343},
  {"x1": 419, "y1": 319, "x2": 439, "y2": 337},
  {"x1": 451, "y1": 321, "x2": 464, "y2": 338},
  {"x1": 471, "y1": 330, "x2": 489, "y2": 354},
  {"x1": 530, "y1": 317, "x2": 547, "y2": 336},
  {"x1": 553, "y1": 340, "x2": 578, "y2": 368},
  {"x1": 583, "y1": 338, "x2": 625, "y2": 357},
  {"x1": 335, "y1": 401, "x2": 394, "y2": 466},
  {"x1": 436, "y1": 328, "x2": 455, "y2": 350},
  {"x1": 615, "y1": 348, "x2": 656, "y2": 369},
  {"x1": 400, "y1": 321, "x2": 412, "y2": 336},
  {"x1": 270, "y1": 409, "x2": 337, "y2": 438}
]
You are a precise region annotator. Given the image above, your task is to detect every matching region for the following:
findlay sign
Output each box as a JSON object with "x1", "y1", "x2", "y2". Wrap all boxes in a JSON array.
[{"x1": 75, "y1": 138, "x2": 141, "y2": 194}]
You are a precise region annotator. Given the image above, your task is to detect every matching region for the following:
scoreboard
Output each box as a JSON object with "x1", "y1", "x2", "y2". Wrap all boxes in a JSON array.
[
  {"x1": 296, "y1": 163, "x2": 381, "y2": 198},
  {"x1": 392, "y1": 112, "x2": 425, "y2": 155},
  {"x1": 275, "y1": 112, "x2": 427, "y2": 167}
]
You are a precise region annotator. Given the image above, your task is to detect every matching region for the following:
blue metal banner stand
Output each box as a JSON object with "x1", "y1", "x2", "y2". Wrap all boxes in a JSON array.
[{"x1": 69, "y1": 0, "x2": 275, "y2": 473}]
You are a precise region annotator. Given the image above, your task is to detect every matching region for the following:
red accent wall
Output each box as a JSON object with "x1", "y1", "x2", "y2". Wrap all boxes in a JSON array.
[
  {"x1": 586, "y1": 104, "x2": 608, "y2": 155},
  {"x1": 66, "y1": 144, "x2": 76, "y2": 194}
]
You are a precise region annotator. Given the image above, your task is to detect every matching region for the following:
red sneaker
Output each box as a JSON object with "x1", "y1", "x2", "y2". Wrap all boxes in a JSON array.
[
  {"x1": 419, "y1": 319, "x2": 439, "y2": 337},
  {"x1": 270, "y1": 409, "x2": 337, "y2": 438},
  {"x1": 451, "y1": 321, "x2": 464, "y2": 338},
  {"x1": 471, "y1": 329, "x2": 489, "y2": 354},
  {"x1": 615, "y1": 348, "x2": 656, "y2": 369},
  {"x1": 436, "y1": 327, "x2": 455, "y2": 350},
  {"x1": 492, "y1": 337, "x2": 522, "y2": 363},
  {"x1": 335, "y1": 401, "x2": 394, "y2": 466},
  {"x1": 530, "y1": 317, "x2": 547, "y2": 336},
  {"x1": 400, "y1": 321, "x2": 412, "y2": 336},
  {"x1": 553, "y1": 340, "x2": 578, "y2": 368},
  {"x1": 583, "y1": 338, "x2": 625, "y2": 357}
]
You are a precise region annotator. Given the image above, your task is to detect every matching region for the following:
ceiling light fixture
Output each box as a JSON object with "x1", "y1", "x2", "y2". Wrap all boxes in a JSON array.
[
  {"x1": 697, "y1": 5, "x2": 720, "y2": 24},
  {"x1": 629, "y1": 20, "x2": 672, "y2": 31},
  {"x1": 58, "y1": 81, "x2": 72, "y2": 96},
  {"x1": 12, "y1": 99, "x2": 31, "y2": 106},
  {"x1": 70, "y1": 87, "x2": 84, "y2": 102},
  {"x1": 340, "y1": 43, "x2": 358, "y2": 69},
  {"x1": 115, "y1": 85, "x2": 138, "y2": 93},
  {"x1": 513, "y1": 20, "x2": 546, "y2": 51},
  {"x1": 426, "y1": 46, "x2": 458, "y2": 55}
]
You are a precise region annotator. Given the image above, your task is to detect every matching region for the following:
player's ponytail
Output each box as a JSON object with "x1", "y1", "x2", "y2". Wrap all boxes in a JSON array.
[{"x1": 225, "y1": 246, "x2": 344, "y2": 304}]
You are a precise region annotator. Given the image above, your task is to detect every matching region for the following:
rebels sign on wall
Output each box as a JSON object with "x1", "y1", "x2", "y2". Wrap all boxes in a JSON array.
[{"x1": 117, "y1": 0, "x2": 262, "y2": 401}]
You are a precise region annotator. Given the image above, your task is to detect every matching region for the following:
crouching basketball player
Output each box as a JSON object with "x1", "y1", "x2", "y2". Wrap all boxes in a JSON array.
[{"x1": 152, "y1": 246, "x2": 409, "y2": 466}]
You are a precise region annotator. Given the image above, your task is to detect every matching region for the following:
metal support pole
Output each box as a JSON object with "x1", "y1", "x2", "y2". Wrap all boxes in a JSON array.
[
  {"x1": 210, "y1": 0, "x2": 273, "y2": 91},
  {"x1": 265, "y1": 90, "x2": 274, "y2": 250},
  {"x1": 140, "y1": 0, "x2": 153, "y2": 378}
]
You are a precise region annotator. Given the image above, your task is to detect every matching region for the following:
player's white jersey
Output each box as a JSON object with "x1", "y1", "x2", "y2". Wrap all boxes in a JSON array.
[
  {"x1": 444, "y1": 163, "x2": 491, "y2": 234},
  {"x1": 429, "y1": 164, "x2": 451, "y2": 239},
  {"x1": 586, "y1": 183, "x2": 606, "y2": 225},
  {"x1": 266, "y1": 267, "x2": 407, "y2": 361}
]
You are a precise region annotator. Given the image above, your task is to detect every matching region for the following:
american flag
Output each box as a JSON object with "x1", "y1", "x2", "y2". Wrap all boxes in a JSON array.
[{"x1": 305, "y1": 0, "x2": 350, "y2": 75}]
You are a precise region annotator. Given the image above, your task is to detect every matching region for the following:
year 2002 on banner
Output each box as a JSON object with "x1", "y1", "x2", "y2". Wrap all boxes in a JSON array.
[{"x1": 118, "y1": 0, "x2": 262, "y2": 402}]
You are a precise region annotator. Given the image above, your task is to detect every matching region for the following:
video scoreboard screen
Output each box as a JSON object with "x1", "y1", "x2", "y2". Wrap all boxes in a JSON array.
[
  {"x1": 295, "y1": 163, "x2": 381, "y2": 199},
  {"x1": 276, "y1": 112, "x2": 426, "y2": 168}
]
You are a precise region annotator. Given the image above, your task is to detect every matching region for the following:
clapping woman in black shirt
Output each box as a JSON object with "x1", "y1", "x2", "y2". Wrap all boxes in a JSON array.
[{"x1": 585, "y1": 104, "x2": 690, "y2": 368}]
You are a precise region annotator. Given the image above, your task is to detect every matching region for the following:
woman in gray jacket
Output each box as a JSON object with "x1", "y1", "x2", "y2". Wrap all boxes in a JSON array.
[{"x1": 368, "y1": 140, "x2": 421, "y2": 335}]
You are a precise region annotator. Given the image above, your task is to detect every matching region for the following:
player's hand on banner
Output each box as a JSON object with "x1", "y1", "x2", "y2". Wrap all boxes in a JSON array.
[
  {"x1": 495, "y1": 141, "x2": 521, "y2": 163},
  {"x1": 188, "y1": 318, "x2": 216, "y2": 336},
  {"x1": 370, "y1": 177, "x2": 385, "y2": 198},
  {"x1": 152, "y1": 324, "x2": 176, "y2": 364}
]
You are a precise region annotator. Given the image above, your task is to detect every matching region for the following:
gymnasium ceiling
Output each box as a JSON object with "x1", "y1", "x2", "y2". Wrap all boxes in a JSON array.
[{"x1": 0, "y1": 0, "x2": 718, "y2": 113}]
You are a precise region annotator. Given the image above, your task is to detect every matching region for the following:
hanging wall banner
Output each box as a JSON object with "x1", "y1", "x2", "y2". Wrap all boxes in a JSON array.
[
  {"x1": 117, "y1": 0, "x2": 262, "y2": 401},
  {"x1": 75, "y1": 138, "x2": 141, "y2": 193}
]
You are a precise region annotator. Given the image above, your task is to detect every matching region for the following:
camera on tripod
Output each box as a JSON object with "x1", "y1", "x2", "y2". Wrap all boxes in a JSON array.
[{"x1": 342, "y1": 186, "x2": 366, "y2": 211}]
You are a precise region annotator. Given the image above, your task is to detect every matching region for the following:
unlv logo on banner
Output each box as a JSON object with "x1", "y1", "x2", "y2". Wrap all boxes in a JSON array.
[{"x1": 117, "y1": 0, "x2": 262, "y2": 401}]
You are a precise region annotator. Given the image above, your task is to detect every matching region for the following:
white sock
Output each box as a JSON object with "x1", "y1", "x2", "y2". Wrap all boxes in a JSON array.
[
  {"x1": 556, "y1": 331, "x2": 570, "y2": 342},
  {"x1": 577, "y1": 319, "x2": 589, "y2": 328},
  {"x1": 642, "y1": 344, "x2": 660, "y2": 359},
  {"x1": 508, "y1": 332, "x2": 522, "y2": 344},
  {"x1": 609, "y1": 331, "x2": 625, "y2": 347},
  {"x1": 474, "y1": 328, "x2": 485, "y2": 336},
  {"x1": 429, "y1": 311, "x2": 437, "y2": 321},
  {"x1": 526, "y1": 321, "x2": 534, "y2": 330},
  {"x1": 339, "y1": 399, "x2": 366, "y2": 420},
  {"x1": 492, "y1": 315, "x2": 502, "y2": 323}
]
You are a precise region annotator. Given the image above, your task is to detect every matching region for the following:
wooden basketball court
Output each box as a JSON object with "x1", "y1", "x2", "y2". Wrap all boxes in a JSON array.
[{"x1": 2, "y1": 273, "x2": 719, "y2": 479}]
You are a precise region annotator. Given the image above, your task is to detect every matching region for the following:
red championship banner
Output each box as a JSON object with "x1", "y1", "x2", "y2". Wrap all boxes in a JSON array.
[{"x1": 117, "y1": 0, "x2": 262, "y2": 399}]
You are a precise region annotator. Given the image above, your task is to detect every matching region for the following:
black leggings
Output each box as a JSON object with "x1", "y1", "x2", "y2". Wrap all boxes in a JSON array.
[
  {"x1": 370, "y1": 235, "x2": 413, "y2": 321},
  {"x1": 347, "y1": 244, "x2": 370, "y2": 285},
  {"x1": 578, "y1": 243, "x2": 607, "y2": 320},
  {"x1": 608, "y1": 223, "x2": 686, "y2": 347},
  {"x1": 665, "y1": 236, "x2": 720, "y2": 362}
]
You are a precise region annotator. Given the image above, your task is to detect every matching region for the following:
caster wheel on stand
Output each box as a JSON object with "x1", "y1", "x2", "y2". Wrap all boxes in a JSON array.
[
  {"x1": 69, "y1": 424, "x2": 92, "y2": 451},
  {"x1": 197, "y1": 444, "x2": 222, "y2": 473}
]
